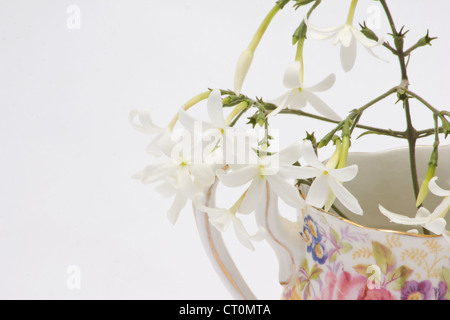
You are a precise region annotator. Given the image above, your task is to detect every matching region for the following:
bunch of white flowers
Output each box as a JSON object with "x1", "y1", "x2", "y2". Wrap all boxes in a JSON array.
[{"x1": 131, "y1": 0, "x2": 449, "y2": 249}]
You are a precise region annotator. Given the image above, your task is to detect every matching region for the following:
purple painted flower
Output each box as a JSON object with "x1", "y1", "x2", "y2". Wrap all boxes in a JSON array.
[
  {"x1": 401, "y1": 280, "x2": 434, "y2": 300},
  {"x1": 435, "y1": 281, "x2": 448, "y2": 300}
]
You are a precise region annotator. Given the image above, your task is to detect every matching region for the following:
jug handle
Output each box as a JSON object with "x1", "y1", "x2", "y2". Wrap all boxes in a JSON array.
[{"x1": 194, "y1": 180, "x2": 305, "y2": 300}]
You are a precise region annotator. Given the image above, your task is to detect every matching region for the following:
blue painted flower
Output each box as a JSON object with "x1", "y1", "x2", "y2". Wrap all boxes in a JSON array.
[
  {"x1": 300, "y1": 226, "x2": 315, "y2": 253},
  {"x1": 299, "y1": 215, "x2": 328, "y2": 264},
  {"x1": 304, "y1": 215, "x2": 322, "y2": 242},
  {"x1": 312, "y1": 241, "x2": 328, "y2": 264}
]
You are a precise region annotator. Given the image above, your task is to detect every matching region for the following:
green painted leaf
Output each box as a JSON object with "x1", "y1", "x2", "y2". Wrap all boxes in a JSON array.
[
  {"x1": 309, "y1": 264, "x2": 323, "y2": 280},
  {"x1": 439, "y1": 267, "x2": 450, "y2": 299},
  {"x1": 331, "y1": 228, "x2": 340, "y2": 244},
  {"x1": 301, "y1": 258, "x2": 309, "y2": 274},
  {"x1": 340, "y1": 242, "x2": 353, "y2": 254},
  {"x1": 330, "y1": 251, "x2": 337, "y2": 263},
  {"x1": 372, "y1": 241, "x2": 396, "y2": 275},
  {"x1": 388, "y1": 265, "x2": 413, "y2": 290}
]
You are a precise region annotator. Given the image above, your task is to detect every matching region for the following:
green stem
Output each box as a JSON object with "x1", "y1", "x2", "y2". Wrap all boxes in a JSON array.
[
  {"x1": 248, "y1": 4, "x2": 281, "y2": 53},
  {"x1": 168, "y1": 91, "x2": 211, "y2": 130},
  {"x1": 345, "y1": 0, "x2": 358, "y2": 25},
  {"x1": 404, "y1": 99, "x2": 420, "y2": 200},
  {"x1": 406, "y1": 90, "x2": 448, "y2": 124},
  {"x1": 225, "y1": 101, "x2": 249, "y2": 126},
  {"x1": 279, "y1": 109, "x2": 405, "y2": 138},
  {"x1": 295, "y1": 37, "x2": 305, "y2": 83}
]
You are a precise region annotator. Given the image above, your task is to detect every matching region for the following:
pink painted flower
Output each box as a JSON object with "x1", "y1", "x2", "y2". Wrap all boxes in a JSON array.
[
  {"x1": 320, "y1": 271, "x2": 366, "y2": 300},
  {"x1": 358, "y1": 286, "x2": 395, "y2": 300}
]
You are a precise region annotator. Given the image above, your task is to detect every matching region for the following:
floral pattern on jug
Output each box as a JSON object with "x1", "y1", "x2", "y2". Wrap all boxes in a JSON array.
[{"x1": 282, "y1": 209, "x2": 450, "y2": 300}]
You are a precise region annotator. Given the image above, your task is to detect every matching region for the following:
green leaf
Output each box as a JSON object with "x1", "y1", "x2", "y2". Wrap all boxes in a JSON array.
[
  {"x1": 301, "y1": 257, "x2": 309, "y2": 274},
  {"x1": 340, "y1": 242, "x2": 353, "y2": 254},
  {"x1": 439, "y1": 267, "x2": 450, "y2": 299},
  {"x1": 372, "y1": 241, "x2": 396, "y2": 275},
  {"x1": 388, "y1": 265, "x2": 413, "y2": 290},
  {"x1": 309, "y1": 264, "x2": 323, "y2": 280},
  {"x1": 330, "y1": 228, "x2": 340, "y2": 244},
  {"x1": 330, "y1": 251, "x2": 337, "y2": 263},
  {"x1": 356, "y1": 130, "x2": 384, "y2": 140}
]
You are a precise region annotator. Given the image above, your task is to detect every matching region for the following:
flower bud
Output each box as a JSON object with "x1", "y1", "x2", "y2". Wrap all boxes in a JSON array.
[
  {"x1": 234, "y1": 49, "x2": 254, "y2": 96},
  {"x1": 416, "y1": 30, "x2": 437, "y2": 47},
  {"x1": 416, "y1": 148, "x2": 438, "y2": 207},
  {"x1": 359, "y1": 22, "x2": 379, "y2": 42},
  {"x1": 292, "y1": 20, "x2": 308, "y2": 45}
]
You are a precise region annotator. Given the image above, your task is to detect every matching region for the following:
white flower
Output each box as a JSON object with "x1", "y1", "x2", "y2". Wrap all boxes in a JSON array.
[
  {"x1": 379, "y1": 176, "x2": 450, "y2": 239},
  {"x1": 305, "y1": 19, "x2": 384, "y2": 72},
  {"x1": 177, "y1": 89, "x2": 253, "y2": 166},
  {"x1": 216, "y1": 142, "x2": 306, "y2": 214},
  {"x1": 283, "y1": 140, "x2": 363, "y2": 215},
  {"x1": 379, "y1": 198, "x2": 450, "y2": 238},
  {"x1": 429, "y1": 177, "x2": 450, "y2": 198},
  {"x1": 129, "y1": 109, "x2": 172, "y2": 156},
  {"x1": 269, "y1": 61, "x2": 341, "y2": 121},
  {"x1": 133, "y1": 139, "x2": 215, "y2": 224},
  {"x1": 193, "y1": 194, "x2": 265, "y2": 251}
]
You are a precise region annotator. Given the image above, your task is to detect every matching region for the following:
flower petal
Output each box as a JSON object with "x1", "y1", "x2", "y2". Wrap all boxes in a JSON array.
[
  {"x1": 167, "y1": 191, "x2": 187, "y2": 225},
  {"x1": 379, "y1": 205, "x2": 430, "y2": 225},
  {"x1": 155, "y1": 180, "x2": 177, "y2": 198},
  {"x1": 329, "y1": 165, "x2": 358, "y2": 182},
  {"x1": 304, "y1": 74, "x2": 336, "y2": 93},
  {"x1": 129, "y1": 109, "x2": 164, "y2": 135},
  {"x1": 136, "y1": 162, "x2": 177, "y2": 184},
  {"x1": 340, "y1": 36, "x2": 357, "y2": 72},
  {"x1": 177, "y1": 167, "x2": 198, "y2": 199},
  {"x1": 178, "y1": 108, "x2": 198, "y2": 132},
  {"x1": 278, "y1": 166, "x2": 321, "y2": 180},
  {"x1": 238, "y1": 177, "x2": 265, "y2": 214},
  {"x1": 337, "y1": 26, "x2": 353, "y2": 47},
  {"x1": 328, "y1": 177, "x2": 363, "y2": 215},
  {"x1": 207, "y1": 89, "x2": 226, "y2": 128},
  {"x1": 304, "y1": 18, "x2": 343, "y2": 34},
  {"x1": 430, "y1": 196, "x2": 450, "y2": 220},
  {"x1": 283, "y1": 61, "x2": 303, "y2": 89},
  {"x1": 363, "y1": 45, "x2": 389, "y2": 63},
  {"x1": 423, "y1": 218, "x2": 447, "y2": 235},
  {"x1": 306, "y1": 174, "x2": 329, "y2": 209},
  {"x1": 217, "y1": 166, "x2": 258, "y2": 188},
  {"x1": 232, "y1": 218, "x2": 265, "y2": 251},
  {"x1": 278, "y1": 142, "x2": 303, "y2": 166},
  {"x1": 286, "y1": 90, "x2": 307, "y2": 110},
  {"x1": 189, "y1": 164, "x2": 215, "y2": 188},
  {"x1": 268, "y1": 92, "x2": 290, "y2": 117},
  {"x1": 301, "y1": 140, "x2": 326, "y2": 170},
  {"x1": 428, "y1": 177, "x2": 450, "y2": 197},
  {"x1": 146, "y1": 130, "x2": 176, "y2": 157},
  {"x1": 267, "y1": 175, "x2": 306, "y2": 208},
  {"x1": 303, "y1": 91, "x2": 342, "y2": 121}
]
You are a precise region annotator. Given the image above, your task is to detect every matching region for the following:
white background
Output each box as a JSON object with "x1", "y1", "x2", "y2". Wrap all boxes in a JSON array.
[{"x1": 0, "y1": 0, "x2": 449, "y2": 299}]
